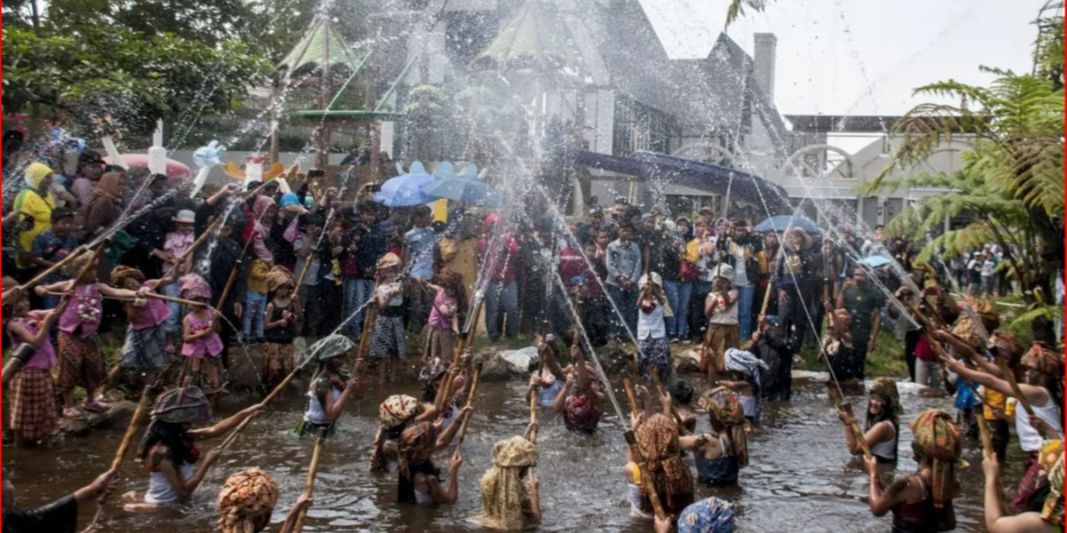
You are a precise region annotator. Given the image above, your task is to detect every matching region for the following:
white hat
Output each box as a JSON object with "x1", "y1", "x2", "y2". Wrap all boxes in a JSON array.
[
  {"x1": 639, "y1": 272, "x2": 663, "y2": 289},
  {"x1": 173, "y1": 209, "x2": 195, "y2": 224},
  {"x1": 711, "y1": 263, "x2": 734, "y2": 281}
]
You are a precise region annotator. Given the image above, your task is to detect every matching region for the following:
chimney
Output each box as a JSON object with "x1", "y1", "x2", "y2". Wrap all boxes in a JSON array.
[{"x1": 753, "y1": 32, "x2": 777, "y2": 101}]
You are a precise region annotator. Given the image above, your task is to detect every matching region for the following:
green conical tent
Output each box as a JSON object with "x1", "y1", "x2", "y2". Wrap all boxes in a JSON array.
[
  {"x1": 277, "y1": 18, "x2": 363, "y2": 73},
  {"x1": 473, "y1": 0, "x2": 583, "y2": 79}
]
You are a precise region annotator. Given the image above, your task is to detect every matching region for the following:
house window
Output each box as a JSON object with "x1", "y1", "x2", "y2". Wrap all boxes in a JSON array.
[{"x1": 613, "y1": 95, "x2": 678, "y2": 157}]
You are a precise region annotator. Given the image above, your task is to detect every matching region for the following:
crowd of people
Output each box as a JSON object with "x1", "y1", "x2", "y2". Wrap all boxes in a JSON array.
[{"x1": 1, "y1": 147, "x2": 1064, "y2": 533}]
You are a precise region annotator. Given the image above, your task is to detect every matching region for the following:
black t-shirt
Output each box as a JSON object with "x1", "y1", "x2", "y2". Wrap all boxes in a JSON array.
[{"x1": 3, "y1": 495, "x2": 78, "y2": 533}]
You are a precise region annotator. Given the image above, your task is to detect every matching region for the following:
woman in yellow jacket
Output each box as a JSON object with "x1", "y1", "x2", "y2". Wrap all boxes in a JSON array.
[{"x1": 14, "y1": 162, "x2": 56, "y2": 270}]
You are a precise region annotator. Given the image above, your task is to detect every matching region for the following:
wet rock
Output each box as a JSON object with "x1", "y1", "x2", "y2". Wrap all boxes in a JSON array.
[
  {"x1": 674, "y1": 348, "x2": 702, "y2": 374},
  {"x1": 56, "y1": 400, "x2": 139, "y2": 436},
  {"x1": 595, "y1": 341, "x2": 633, "y2": 375},
  {"x1": 476, "y1": 353, "x2": 509, "y2": 381},
  {"x1": 229, "y1": 343, "x2": 267, "y2": 390},
  {"x1": 498, "y1": 347, "x2": 539, "y2": 374}
]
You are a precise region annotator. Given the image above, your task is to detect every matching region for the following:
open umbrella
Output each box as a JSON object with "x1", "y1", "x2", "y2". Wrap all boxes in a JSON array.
[
  {"x1": 420, "y1": 163, "x2": 502, "y2": 207},
  {"x1": 753, "y1": 215, "x2": 820, "y2": 234},
  {"x1": 858, "y1": 255, "x2": 892, "y2": 269},
  {"x1": 373, "y1": 161, "x2": 436, "y2": 207},
  {"x1": 104, "y1": 154, "x2": 191, "y2": 179}
]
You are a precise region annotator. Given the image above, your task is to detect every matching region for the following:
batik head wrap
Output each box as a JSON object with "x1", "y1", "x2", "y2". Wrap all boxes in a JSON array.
[
  {"x1": 910, "y1": 409, "x2": 961, "y2": 509},
  {"x1": 635, "y1": 413, "x2": 695, "y2": 516},
  {"x1": 379, "y1": 394, "x2": 421, "y2": 430},
  {"x1": 1040, "y1": 440, "x2": 1064, "y2": 525},
  {"x1": 479, "y1": 436, "x2": 539, "y2": 530},
  {"x1": 217, "y1": 468, "x2": 280, "y2": 533},
  {"x1": 698, "y1": 388, "x2": 749, "y2": 466},
  {"x1": 677, "y1": 497, "x2": 736, "y2": 533}
]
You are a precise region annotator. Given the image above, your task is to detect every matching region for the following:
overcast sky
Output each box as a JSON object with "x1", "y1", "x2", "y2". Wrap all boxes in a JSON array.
[{"x1": 639, "y1": 0, "x2": 1048, "y2": 116}]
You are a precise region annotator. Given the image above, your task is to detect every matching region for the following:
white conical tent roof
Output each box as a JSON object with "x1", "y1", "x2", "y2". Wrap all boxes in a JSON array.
[{"x1": 277, "y1": 18, "x2": 362, "y2": 73}]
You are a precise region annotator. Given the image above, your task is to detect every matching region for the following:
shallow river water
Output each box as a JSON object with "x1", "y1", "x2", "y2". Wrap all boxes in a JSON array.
[{"x1": 3, "y1": 370, "x2": 1023, "y2": 532}]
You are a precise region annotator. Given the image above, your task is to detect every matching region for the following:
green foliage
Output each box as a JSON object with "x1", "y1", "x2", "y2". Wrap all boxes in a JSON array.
[
  {"x1": 724, "y1": 0, "x2": 769, "y2": 28},
  {"x1": 866, "y1": 9, "x2": 1063, "y2": 306},
  {"x1": 2, "y1": 25, "x2": 270, "y2": 139}
]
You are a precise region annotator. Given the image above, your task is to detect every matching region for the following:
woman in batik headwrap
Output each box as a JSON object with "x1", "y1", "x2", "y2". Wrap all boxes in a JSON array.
[
  {"x1": 553, "y1": 344, "x2": 606, "y2": 434},
  {"x1": 866, "y1": 409, "x2": 959, "y2": 532},
  {"x1": 944, "y1": 341, "x2": 1064, "y2": 511},
  {"x1": 982, "y1": 440, "x2": 1064, "y2": 533},
  {"x1": 684, "y1": 388, "x2": 748, "y2": 487},
  {"x1": 479, "y1": 423, "x2": 541, "y2": 530},
  {"x1": 635, "y1": 413, "x2": 695, "y2": 517},
  {"x1": 122, "y1": 386, "x2": 263, "y2": 511},
  {"x1": 838, "y1": 377, "x2": 900, "y2": 464},
  {"x1": 216, "y1": 468, "x2": 279, "y2": 533},
  {"x1": 395, "y1": 419, "x2": 467, "y2": 505},
  {"x1": 370, "y1": 394, "x2": 440, "y2": 473}
]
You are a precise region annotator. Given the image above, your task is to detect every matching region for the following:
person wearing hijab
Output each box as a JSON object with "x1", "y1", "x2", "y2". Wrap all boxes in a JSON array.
[
  {"x1": 82, "y1": 168, "x2": 125, "y2": 239},
  {"x1": 121, "y1": 386, "x2": 263, "y2": 511},
  {"x1": 14, "y1": 162, "x2": 56, "y2": 271},
  {"x1": 838, "y1": 377, "x2": 900, "y2": 464},
  {"x1": 177, "y1": 274, "x2": 225, "y2": 406},
  {"x1": 866, "y1": 409, "x2": 959, "y2": 531},
  {"x1": 250, "y1": 195, "x2": 277, "y2": 265},
  {"x1": 479, "y1": 423, "x2": 541, "y2": 530}
]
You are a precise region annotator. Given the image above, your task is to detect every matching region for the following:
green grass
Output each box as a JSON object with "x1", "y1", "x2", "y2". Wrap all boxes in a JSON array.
[{"x1": 795, "y1": 327, "x2": 908, "y2": 378}]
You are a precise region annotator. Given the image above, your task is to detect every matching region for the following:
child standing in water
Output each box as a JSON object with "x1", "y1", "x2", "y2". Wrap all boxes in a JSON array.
[
  {"x1": 97, "y1": 265, "x2": 174, "y2": 399},
  {"x1": 35, "y1": 253, "x2": 138, "y2": 417},
  {"x1": 178, "y1": 273, "x2": 225, "y2": 405},
  {"x1": 4, "y1": 292, "x2": 63, "y2": 447},
  {"x1": 370, "y1": 253, "x2": 407, "y2": 386},
  {"x1": 636, "y1": 272, "x2": 671, "y2": 385},
  {"x1": 703, "y1": 264, "x2": 739, "y2": 382},
  {"x1": 263, "y1": 267, "x2": 299, "y2": 390}
]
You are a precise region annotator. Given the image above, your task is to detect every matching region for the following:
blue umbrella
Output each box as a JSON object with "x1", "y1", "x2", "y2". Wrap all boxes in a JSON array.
[
  {"x1": 753, "y1": 215, "x2": 821, "y2": 234},
  {"x1": 421, "y1": 176, "x2": 503, "y2": 207},
  {"x1": 858, "y1": 255, "x2": 892, "y2": 268},
  {"x1": 373, "y1": 171, "x2": 436, "y2": 207}
]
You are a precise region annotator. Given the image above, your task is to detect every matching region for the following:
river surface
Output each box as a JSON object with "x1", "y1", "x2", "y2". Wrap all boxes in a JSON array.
[{"x1": 3, "y1": 370, "x2": 1023, "y2": 532}]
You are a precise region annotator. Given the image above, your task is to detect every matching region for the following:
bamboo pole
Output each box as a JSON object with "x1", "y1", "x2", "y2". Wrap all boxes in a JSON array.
[
  {"x1": 650, "y1": 368, "x2": 685, "y2": 431},
  {"x1": 84, "y1": 385, "x2": 153, "y2": 531},
  {"x1": 290, "y1": 430, "x2": 327, "y2": 533},
  {"x1": 453, "y1": 365, "x2": 481, "y2": 452},
  {"x1": 4, "y1": 246, "x2": 88, "y2": 300},
  {"x1": 828, "y1": 386, "x2": 873, "y2": 461},
  {"x1": 353, "y1": 280, "x2": 379, "y2": 366},
  {"x1": 621, "y1": 378, "x2": 667, "y2": 521}
]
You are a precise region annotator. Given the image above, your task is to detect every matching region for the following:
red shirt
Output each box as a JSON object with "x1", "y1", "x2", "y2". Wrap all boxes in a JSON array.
[{"x1": 479, "y1": 233, "x2": 521, "y2": 283}]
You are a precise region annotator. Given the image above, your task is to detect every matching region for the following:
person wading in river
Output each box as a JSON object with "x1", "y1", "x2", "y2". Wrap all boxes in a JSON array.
[
  {"x1": 838, "y1": 377, "x2": 900, "y2": 464},
  {"x1": 981, "y1": 440, "x2": 1063, "y2": 533},
  {"x1": 3, "y1": 466, "x2": 118, "y2": 533},
  {"x1": 297, "y1": 345, "x2": 361, "y2": 437},
  {"x1": 371, "y1": 394, "x2": 440, "y2": 473},
  {"x1": 479, "y1": 422, "x2": 541, "y2": 530},
  {"x1": 635, "y1": 411, "x2": 695, "y2": 518},
  {"x1": 553, "y1": 343, "x2": 606, "y2": 434},
  {"x1": 866, "y1": 409, "x2": 960, "y2": 532},
  {"x1": 686, "y1": 387, "x2": 750, "y2": 487},
  {"x1": 943, "y1": 341, "x2": 1064, "y2": 512},
  {"x1": 122, "y1": 386, "x2": 264, "y2": 511},
  {"x1": 396, "y1": 418, "x2": 468, "y2": 505}
]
